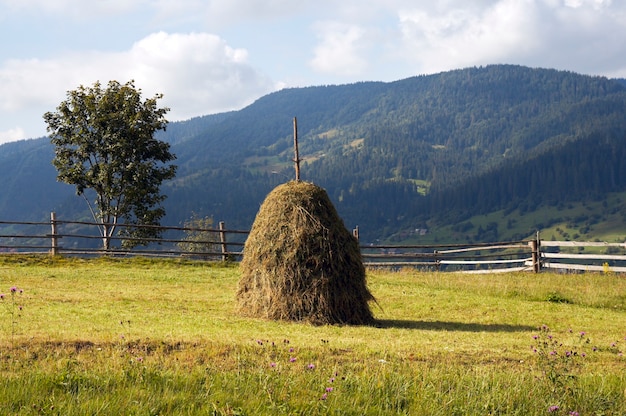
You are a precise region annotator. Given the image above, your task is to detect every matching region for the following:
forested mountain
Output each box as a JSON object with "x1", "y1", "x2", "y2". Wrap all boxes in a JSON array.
[
  {"x1": 2, "y1": 65, "x2": 626, "y2": 243},
  {"x1": 0, "y1": 138, "x2": 67, "y2": 221}
]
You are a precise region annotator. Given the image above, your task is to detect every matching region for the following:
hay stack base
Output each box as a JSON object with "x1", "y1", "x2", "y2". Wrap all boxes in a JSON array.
[{"x1": 237, "y1": 181, "x2": 374, "y2": 325}]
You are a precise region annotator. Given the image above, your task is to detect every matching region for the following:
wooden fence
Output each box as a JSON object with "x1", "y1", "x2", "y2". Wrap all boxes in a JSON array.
[
  {"x1": 0, "y1": 214, "x2": 248, "y2": 261},
  {"x1": 1, "y1": 214, "x2": 625, "y2": 273},
  {"x1": 361, "y1": 239, "x2": 626, "y2": 273},
  {"x1": 361, "y1": 240, "x2": 536, "y2": 273}
]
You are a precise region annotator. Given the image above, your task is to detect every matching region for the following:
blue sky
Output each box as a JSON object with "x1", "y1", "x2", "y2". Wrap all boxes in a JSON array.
[{"x1": 1, "y1": 0, "x2": 625, "y2": 144}]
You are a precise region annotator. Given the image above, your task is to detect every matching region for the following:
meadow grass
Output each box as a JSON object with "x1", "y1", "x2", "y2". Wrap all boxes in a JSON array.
[{"x1": 0, "y1": 255, "x2": 625, "y2": 415}]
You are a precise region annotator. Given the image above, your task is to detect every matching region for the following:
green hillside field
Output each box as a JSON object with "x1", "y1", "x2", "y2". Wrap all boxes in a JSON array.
[
  {"x1": 391, "y1": 190, "x2": 626, "y2": 246},
  {"x1": 1, "y1": 256, "x2": 625, "y2": 415}
]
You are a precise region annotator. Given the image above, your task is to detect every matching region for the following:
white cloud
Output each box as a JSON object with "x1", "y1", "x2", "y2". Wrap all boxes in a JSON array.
[
  {"x1": 0, "y1": 127, "x2": 25, "y2": 144},
  {"x1": 0, "y1": 0, "x2": 145, "y2": 16},
  {"x1": 395, "y1": 0, "x2": 626, "y2": 76},
  {"x1": 563, "y1": 0, "x2": 613, "y2": 10},
  {"x1": 398, "y1": 0, "x2": 540, "y2": 74},
  {"x1": 0, "y1": 58, "x2": 70, "y2": 111},
  {"x1": 201, "y1": 0, "x2": 306, "y2": 22},
  {"x1": 0, "y1": 0, "x2": 313, "y2": 27},
  {"x1": 126, "y1": 32, "x2": 277, "y2": 119},
  {"x1": 0, "y1": 31, "x2": 279, "y2": 138},
  {"x1": 309, "y1": 21, "x2": 369, "y2": 76}
]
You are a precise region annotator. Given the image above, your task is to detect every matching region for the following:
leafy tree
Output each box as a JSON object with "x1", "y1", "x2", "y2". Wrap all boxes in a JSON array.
[
  {"x1": 176, "y1": 214, "x2": 220, "y2": 260},
  {"x1": 43, "y1": 80, "x2": 177, "y2": 250}
]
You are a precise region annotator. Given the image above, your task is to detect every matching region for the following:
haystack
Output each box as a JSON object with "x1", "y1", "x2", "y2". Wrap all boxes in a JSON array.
[{"x1": 237, "y1": 180, "x2": 374, "y2": 325}]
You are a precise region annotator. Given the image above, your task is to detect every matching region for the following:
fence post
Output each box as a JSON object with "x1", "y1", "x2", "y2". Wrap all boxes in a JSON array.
[
  {"x1": 434, "y1": 250, "x2": 441, "y2": 271},
  {"x1": 50, "y1": 212, "x2": 59, "y2": 256},
  {"x1": 529, "y1": 231, "x2": 541, "y2": 273},
  {"x1": 536, "y1": 231, "x2": 541, "y2": 273},
  {"x1": 219, "y1": 221, "x2": 228, "y2": 261}
]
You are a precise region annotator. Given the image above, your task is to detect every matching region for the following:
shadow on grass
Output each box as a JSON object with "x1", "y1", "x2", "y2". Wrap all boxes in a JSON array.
[{"x1": 375, "y1": 319, "x2": 535, "y2": 332}]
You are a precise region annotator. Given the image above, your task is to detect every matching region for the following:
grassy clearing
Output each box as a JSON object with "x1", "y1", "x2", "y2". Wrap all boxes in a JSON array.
[
  {"x1": 0, "y1": 256, "x2": 625, "y2": 415},
  {"x1": 403, "y1": 190, "x2": 626, "y2": 244}
]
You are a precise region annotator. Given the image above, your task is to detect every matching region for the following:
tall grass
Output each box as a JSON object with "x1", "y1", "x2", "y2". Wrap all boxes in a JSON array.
[{"x1": 1, "y1": 256, "x2": 625, "y2": 415}]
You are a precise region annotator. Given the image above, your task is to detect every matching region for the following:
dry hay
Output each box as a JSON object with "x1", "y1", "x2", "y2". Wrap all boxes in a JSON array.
[{"x1": 237, "y1": 180, "x2": 374, "y2": 325}]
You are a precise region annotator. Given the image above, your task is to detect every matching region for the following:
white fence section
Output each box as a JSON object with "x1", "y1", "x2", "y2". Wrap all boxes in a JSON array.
[{"x1": 539, "y1": 241, "x2": 626, "y2": 273}]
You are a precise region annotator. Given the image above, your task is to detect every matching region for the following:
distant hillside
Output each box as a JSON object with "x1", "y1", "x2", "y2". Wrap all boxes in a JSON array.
[
  {"x1": 0, "y1": 138, "x2": 68, "y2": 221},
  {"x1": 2, "y1": 65, "x2": 626, "y2": 243}
]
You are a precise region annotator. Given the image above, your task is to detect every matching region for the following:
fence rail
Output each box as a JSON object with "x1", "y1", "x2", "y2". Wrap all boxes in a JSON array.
[
  {"x1": 0, "y1": 214, "x2": 247, "y2": 261},
  {"x1": 361, "y1": 240, "x2": 536, "y2": 273},
  {"x1": 1, "y1": 214, "x2": 625, "y2": 273}
]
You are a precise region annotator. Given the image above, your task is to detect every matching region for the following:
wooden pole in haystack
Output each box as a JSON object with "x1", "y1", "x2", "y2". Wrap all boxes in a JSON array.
[{"x1": 293, "y1": 117, "x2": 301, "y2": 182}]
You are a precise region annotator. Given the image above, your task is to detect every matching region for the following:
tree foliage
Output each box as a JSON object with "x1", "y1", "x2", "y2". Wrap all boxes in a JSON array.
[
  {"x1": 43, "y1": 80, "x2": 177, "y2": 249},
  {"x1": 176, "y1": 214, "x2": 220, "y2": 259}
]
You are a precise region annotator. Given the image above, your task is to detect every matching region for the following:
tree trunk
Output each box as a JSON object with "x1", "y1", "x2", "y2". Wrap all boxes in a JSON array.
[{"x1": 102, "y1": 223, "x2": 112, "y2": 251}]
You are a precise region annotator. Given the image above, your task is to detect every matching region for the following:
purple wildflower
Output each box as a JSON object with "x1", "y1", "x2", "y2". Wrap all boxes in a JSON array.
[
  {"x1": 10, "y1": 286, "x2": 17, "y2": 293},
  {"x1": 326, "y1": 387, "x2": 334, "y2": 392},
  {"x1": 0, "y1": 294, "x2": 4, "y2": 300},
  {"x1": 270, "y1": 362, "x2": 276, "y2": 368},
  {"x1": 320, "y1": 393, "x2": 327, "y2": 400},
  {"x1": 289, "y1": 357, "x2": 296, "y2": 362},
  {"x1": 307, "y1": 363, "x2": 315, "y2": 369},
  {"x1": 548, "y1": 405, "x2": 560, "y2": 412},
  {"x1": 579, "y1": 331, "x2": 586, "y2": 337}
]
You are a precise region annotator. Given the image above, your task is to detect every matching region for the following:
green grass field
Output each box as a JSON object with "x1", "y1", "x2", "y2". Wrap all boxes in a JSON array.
[
  {"x1": 396, "y1": 190, "x2": 626, "y2": 245},
  {"x1": 1, "y1": 256, "x2": 625, "y2": 415}
]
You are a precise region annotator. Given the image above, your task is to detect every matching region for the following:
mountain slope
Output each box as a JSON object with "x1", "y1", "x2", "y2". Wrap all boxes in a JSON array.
[
  {"x1": 0, "y1": 139, "x2": 71, "y2": 221},
  {"x1": 1, "y1": 65, "x2": 626, "y2": 243}
]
